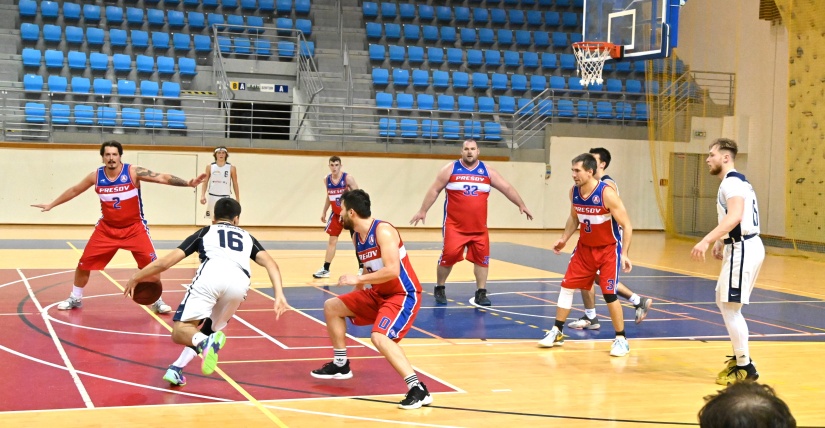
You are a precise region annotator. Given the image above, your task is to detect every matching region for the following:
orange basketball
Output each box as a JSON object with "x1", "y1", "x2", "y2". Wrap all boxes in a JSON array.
[{"x1": 132, "y1": 281, "x2": 163, "y2": 305}]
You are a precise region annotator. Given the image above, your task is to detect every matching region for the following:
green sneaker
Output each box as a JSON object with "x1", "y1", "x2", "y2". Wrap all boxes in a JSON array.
[{"x1": 201, "y1": 331, "x2": 226, "y2": 375}]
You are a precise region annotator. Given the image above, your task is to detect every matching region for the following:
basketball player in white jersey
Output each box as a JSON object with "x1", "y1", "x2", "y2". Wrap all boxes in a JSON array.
[
  {"x1": 124, "y1": 198, "x2": 289, "y2": 385},
  {"x1": 200, "y1": 146, "x2": 240, "y2": 219},
  {"x1": 691, "y1": 138, "x2": 763, "y2": 385}
]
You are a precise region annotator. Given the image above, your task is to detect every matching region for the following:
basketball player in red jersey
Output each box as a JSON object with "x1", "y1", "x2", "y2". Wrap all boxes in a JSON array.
[
  {"x1": 312, "y1": 156, "x2": 362, "y2": 279},
  {"x1": 32, "y1": 141, "x2": 207, "y2": 312},
  {"x1": 410, "y1": 139, "x2": 533, "y2": 306}
]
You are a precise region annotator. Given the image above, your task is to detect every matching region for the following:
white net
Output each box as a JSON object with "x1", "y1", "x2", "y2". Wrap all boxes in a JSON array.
[{"x1": 572, "y1": 42, "x2": 613, "y2": 87}]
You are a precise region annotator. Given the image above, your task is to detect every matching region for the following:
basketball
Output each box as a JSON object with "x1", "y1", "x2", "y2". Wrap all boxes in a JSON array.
[{"x1": 132, "y1": 281, "x2": 163, "y2": 306}]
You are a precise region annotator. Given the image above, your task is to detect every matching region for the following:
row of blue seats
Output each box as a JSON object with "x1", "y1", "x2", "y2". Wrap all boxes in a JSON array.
[
  {"x1": 21, "y1": 27, "x2": 215, "y2": 52},
  {"x1": 217, "y1": 37, "x2": 313, "y2": 57},
  {"x1": 24, "y1": 75, "x2": 182, "y2": 98},
  {"x1": 373, "y1": 69, "x2": 652, "y2": 93},
  {"x1": 366, "y1": 23, "x2": 581, "y2": 48},
  {"x1": 376, "y1": 92, "x2": 649, "y2": 113},
  {"x1": 368, "y1": 44, "x2": 578, "y2": 69},
  {"x1": 364, "y1": 3, "x2": 579, "y2": 29},
  {"x1": 379, "y1": 118, "x2": 503, "y2": 141},
  {"x1": 22, "y1": 49, "x2": 198, "y2": 76},
  {"x1": 25, "y1": 103, "x2": 188, "y2": 129},
  {"x1": 19, "y1": 0, "x2": 284, "y2": 19},
  {"x1": 19, "y1": 12, "x2": 268, "y2": 34},
  {"x1": 376, "y1": 98, "x2": 648, "y2": 120}
]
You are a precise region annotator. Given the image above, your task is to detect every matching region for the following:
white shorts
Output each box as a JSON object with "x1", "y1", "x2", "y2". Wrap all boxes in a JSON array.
[
  {"x1": 174, "y1": 259, "x2": 250, "y2": 331},
  {"x1": 205, "y1": 194, "x2": 231, "y2": 219},
  {"x1": 716, "y1": 236, "x2": 764, "y2": 304}
]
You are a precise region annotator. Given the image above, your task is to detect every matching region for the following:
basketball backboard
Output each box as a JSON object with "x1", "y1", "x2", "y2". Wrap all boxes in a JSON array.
[{"x1": 583, "y1": 0, "x2": 684, "y2": 61}]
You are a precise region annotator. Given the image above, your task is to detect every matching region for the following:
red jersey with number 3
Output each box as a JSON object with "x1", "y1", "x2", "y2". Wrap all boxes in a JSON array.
[
  {"x1": 572, "y1": 181, "x2": 620, "y2": 247},
  {"x1": 326, "y1": 172, "x2": 348, "y2": 215},
  {"x1": 444, "y1": 160, "x2": 491, "y2": 233},
  {"x1": 95, "y1": 164, "x2": 145, "y2": 228}
]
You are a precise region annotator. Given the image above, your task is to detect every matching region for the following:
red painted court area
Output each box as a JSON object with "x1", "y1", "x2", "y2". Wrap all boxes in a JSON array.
[{"x1": 0, "y1": 268, "x2": 455, "y2": 412}]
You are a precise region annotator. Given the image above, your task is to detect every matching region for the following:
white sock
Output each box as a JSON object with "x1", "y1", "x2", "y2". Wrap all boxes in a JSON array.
[
  {"x1": 333, "y1": 348, "x2": 347, "y2": 367},
  {"x1": 404, "y1": 373, "x2": 420, "y2": 390},
  {"x1": 172, "y1": 347, "x2": 198, "y2": 368},
  {"x1": 628, "y1": 293, "x2": 641, "y2": 306},
  {"x1": 584, "y1": 308, "x2": 597, "y2": 319},
  {"x1": 718, "y1": 301, "x2": 750, "y2": 366},
  {"x1": 192, "y1": 332, "x2": 208, "y2": 349},
  {"x1": 71, "y1": 286, "x2": 84, "y2": 299}
]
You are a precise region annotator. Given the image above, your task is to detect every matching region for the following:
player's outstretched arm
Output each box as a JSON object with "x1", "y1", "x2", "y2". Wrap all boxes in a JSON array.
[
  {"x1": 691, "y1": 196, "x2": 744, "y2": 262},
  {"x1": 231, "y1": 165, "x2": 240, "y2": 203},
  {"x1": 488, "y1": 166, "x2": 533, "y2": 220},
  {"x1": 32, "y1": 172, "x2": 96, "y2": 212},
  {"x1": 133, "y1": 165, "x2": 207, "y2": 187},
  {"x1": 410, "y1": 163, "x2": 451, "y2": 225},
  {"x1": 338, "y1": 223, "x2": 400, "y2": 286},
  {"x1": 124, "y1": 249, "x2": 186, "y2": 298},
  {"x1": 200, "y1": 164, "x2": 211, "y2": 204},
  {"x1": 603, "y1": 187, "x2": 633, "y2": 272},
  {"x1": 255, "y1": 250, "x2": 290, "y2": 319}
]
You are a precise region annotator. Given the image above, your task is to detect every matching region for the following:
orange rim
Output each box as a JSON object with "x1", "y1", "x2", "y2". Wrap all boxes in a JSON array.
[{"x1": 572, "y1": 41, "x2": 622, "y2": 59}]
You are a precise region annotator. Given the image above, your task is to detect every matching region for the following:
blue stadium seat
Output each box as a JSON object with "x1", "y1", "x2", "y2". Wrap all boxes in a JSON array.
[
  {"x1": 447, "y1": 48, "x2": 463, "y2": 65},
  {"x1": 441, "y1": 26, "x2": 456, "y2": 43},
  {"x1": 136, "y1": 55, "x2": 154, "y2": 73},
  {"x1": 228, "y1": 15, "x2": 245, "y2": 32},
  {"x1": 626, "y1": 79, "x2": 642, "y2": 93},
  {"x1": 437, "y1": 95, "x2": 455, "y2": 111},
  {"x1": 491, "y1": 73, "x2": 507, "y2": 90},
  {"x1": 276, "y1": 0, "x2": 292, "y2": 13},
  {"x1": 22, "y1": 49, "x2": 41, "y2": 67},
  {"x1": 295, "y1": 0, "x2": 310, "y2": 14},
  {"x1": 455, "y1": 6, "x2": 470, "y2": 23},
  {"x1": 596, "y1": 101, "x2": 614, "y2": 119},
  {"x1": 388, "y1": 45, "x2": 405, "y2": 62},
  {"x1": 422, "y1": 25, "x2": 439, "y2": 42},
  {"x1": 66, "y1": 26, "x2": 83, "y2": 45},
  {"x1": 63, "y1": 3, "x2": 81, "y2": 21},
  {"x1": 122, "y1": 108, "x2": 141, "y2": 127},
  {"x1": 503, "y1": 51, "x2": 519, "y2": 67},
  {"x1": 418, "y1": 4, "x2": 434, "y2": 21},
  {"x1": 574, "y1": 0, "x2": 584, "y2": 7},
  {"x1": 570, "y1": 33, "x2": 583, "y2": 43},
  {"x1": 278, "y1": 41, "x2": 295, "y2": 58},
  {"x1": 91, "y1": 53, "x2": 110, "y2": 71},
  {"x1": 479, "y1": 28, "x2": 495, "y2": 45},
  {"x1": 635, "y1": 103, "x2": 648, "y2": 120},
  {"x1": 464, "y1": 120, "x2": 481, "y2": 139},
  {"x1": 168, "y1": 10, "x2": 185, "y2": 28},
  {"x1": 241, "y1": 0, "x2": 257, "y2": 10},
  {"x1": 461, "y1": 28, "x2": 476, "y2": 44},
  {"x1": 467, "y1": 49, "x2": 483, "y2": 66},
  {"x1": 74, "y1": 105, "x2": 94, "y2": 125},
  {"x1": 42, "y1": 24, "x2": 61, "y2": 43},
  {"x1": 247, "y1": 16, "x2": 264, "y2": 33},
  {"x1": 83, "y1": 4, "x2": 101, "y2": 22},
  {"x1": 568, "y1": 76, "x2": 584, "y2": 92},
  {"x1": 577, "y1": 100, "x2": 595, "y2": 118},
  {"x1": 173, "y1": 34, "x2": 191, "y2": 51},
  {"x1": 106, "y1": 6, "x2": 123, "y2": 24},
  {"x1": 397, "y1": 94, "x2": 413, "y2": 109},
  {"x1": 276, "y1": 18, "x2": 292, "y2": 35},
  {"x1": 19, "y1": 0, "x2": 37, "y2": 18},
  {"x1": 68, "y1": 51, "x2": 86, "y2": 70},
  {"x1": 45, "y1": 50, "x2": 63, "y2": 68},
  {"x1": 474, "y1": 8, "x2": 489, "y2": 24},
  {"x1": 615, "y1": 101, "x2": 632, "y2": 120},
  {"x1": 392, "y1": 68, "x2": 410, "y2": 87},
  {"x1": 131, "y1": 30, "x2": 149, "y2": 49},
  {"x1": 378, "y1": 118, "x2": 397, "y2": 138},
  {"x1": 436, "y1": 6, "x2": 451, "y2": 22},
  {"x1": 523, "y1": 51, "x2": 539, "y2": 68},
  {"x1": 25, "y1": 102, "x2": 47, "y2": 123},
  {"x1": 399, "y1": 3, "x2": 415, "y2": 20},
  {"x1": 160, "y1": 82, "x2": 180, "y2": 98},
  {"x1": 421, "y1": 119, "x2": 439, "y2": 139},
  {"x1": 485, "y1": 50, "x2": 501, "y2": 66},
  {"x1": 40, "y1": 1, "x2": 59, "y2": 19},
  {"x1": 188, "y1": 12, "x2": 206, "y2": 30},
  {"x1": 48, "y1": 75, "x2": 67, "y2": 92},
  {"x1": 194, "y1": 35, "x2": 212, "y2": 53},
  {"x1": 527, "y1": 10, "x2": 543, "y2": 26},
  {"x1": 20, "y1": 23, "x2": 39, "y2": 41},
  {"x1": 549, "y1": 76, "x2": 565, "y2": 90},
  {"x1": 472, "y1": 72, "x2": 488, "y2": 89},
  {"x1": 497, "y1": 29, "x2": 513, "y2": 46},
  {"x1": 157, "y1": 56, "x2": 175, "y2": 74},
  {"x1": 299, "y1": 41, "x2": 314, "y2": 57},
  {"x1": 540, "y1": 53, "x2": 558, "y2": 70},
  {"x1": 254, "y1": 39, "x2": 271, "y2": 57},
  {"x1": 509, "y1": 9, "x2": 524, "y2": 25},
  {"x1": 634, "y1": 61, "x2": 646, "y2": 73},
  {"x1": 399, "y1": 118, "x2": 418, "y2": 138},
  {"x1": 417, "y1": 94, "x2": 434, "y2": 110},
  {"x1": 498, "y1": 95, "x2": 515, "y2": 113},
  {"x1": 490, "y1": 8, "x2": 506, "y2": 25},
  {"x1": 368, "y1": 44, "x2": 385, "y2": 61},
  {"x1": 530, "y1": 75, "x2": 546, "y2": 92},
  {"x1": 258, "y1": 0, "x2": 274, "y2": 12},
  {"x1": 112, "y1": 54, "x2": 131, "y2": 71},
  {"x1": 432, "y1": 70, "x2": 449, "y2": 89},
  {"x1": 385, "y1": 23, "x2": 401, "y2": 40},
  {"x1": 234, "y1": 37, "x2": 251, "y2": 55},
  {"x1": 208, "y1": 13, "x2": 226, "y2": 30},
  {"x1": 296, "y1": 18, "x2": 312, "y2": 36},
  {"x1": 517, "y1": 98, "x2": 534, "y2": 115},
  {"x1": 140, "y1": 80, "x2": 159, "y2": 97},
  {"x1": 108, "y1": 29, "x2": 127, "y2": 48},
  {"x1": 534, "y1": 31, "x2": 550, "y2": 48},
  {"x1": 50, "y1": 104, "x2": 70, "y2": 125},
  {"x1": 408, "y1": 46, "x2": 424, "y2": 64},
  {"x1": 545, "y1": 11, "x2": 560, "y2": 26},
  {"x1": 562, "y1": 12, "x2": 578, "y2": 27},
  {"x1": 442, "y1": 121, "x2": 461, "y2": 140},
  {"x1": 605, "y1": 79, "x2": 622, "y2": 92},
  {"x1": 97, "y1": 106, "x2": 117, "y2": 126},
  {"x1": 93, "y1": 78, "x2": 113, "y2": 95},
  {"x1": 153, "y1": 32, "x2": 170, "y2": 49},
  {"x1": 427, "y1": 47, "x2": 444, "y2": 64},
  {"x1": 144, "y1": 108, "x2": 163, "y2": 128},
  {"x1": 87, "y1": 28, "x2": 104, "y2": 46},
  {"x1": 537, "y1": 99, "x2": 553, "y2": 116},
  {"x1": 127, "y1": 7, "x2": 144, "y2": 24},
  {"x1": 483, "y1": 122, "x2": 502, "y2": 141},
  {"x1": 552, "y1": 32, "x2": 568, "y2": 48},
  {"x1": 511, "y1": 74, "x2": 527, "y2": 92},
  {"x1": 458, "y1": 95, "x2": 475, "y2": 112},
  {"x1": 478, "y1": 96, "x2": 495, "y2": 113},
  {"x1": 24, "y1": 74, "x2": 43, "y2": 91},
  {"x1": 222, "y1": 0, "x2": 239, "y2": 9},
  {"x1": 117, "y1": 79, "x2": 136, "y2": 96},
  {"x1": 179, "y1": 58, "x2": 197, "y2": 76},
  {"x1": 515, "y1": 30, "x2": 531, "y2": 47},
  {"x1": 412, "y1": 69, "x2": 429, "y2": 87},
  {"x1": 615, "y1": 61, "x2": 632, "y2": 73},
  {"x1": 453, "y1": 71, "x2": 469, "y2": 89},
  {"x1": 166, "y1": 109, "x2": 187, "y2": 129},
  {"x1": 560, "y1": 54, "x2": 576, "y2": 70},
  {"x1": 381, "y1": 2, "x2": 396, "y2": 19}
]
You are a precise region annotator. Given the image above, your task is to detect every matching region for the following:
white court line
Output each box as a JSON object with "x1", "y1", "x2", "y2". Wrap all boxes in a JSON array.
[
  {"x1": 232, "y1": 314, "x2": 290, "y2": 349},
  {"x1": 262, "y1": 404, "x2": 462, "y2": 428},
  {"x1": 0, "y1": 269, "x2": 75, "y2": 290},
  {"x1": 17, "y1": 269, "x2": 94, "y2": 408}
]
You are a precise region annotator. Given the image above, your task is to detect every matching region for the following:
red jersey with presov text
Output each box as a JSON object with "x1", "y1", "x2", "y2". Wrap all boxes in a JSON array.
[
  {"x1": 572, "y1": 181, "x2": 621, "y2": 247},
  {"x1": 444, "y1": 160, "x2": 491, "y2": 233},
  {"x1": 95, "y1": 163, "x2": 145, "y2": 228},
  {"x1": 356, "y1": 219, "x2": 423, "y2": 298},
  {"x1": 326, "y1": 172, "x2": 348, "y2": 215}
]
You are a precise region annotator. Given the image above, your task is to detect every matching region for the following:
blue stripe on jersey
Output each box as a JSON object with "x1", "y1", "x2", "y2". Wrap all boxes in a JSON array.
[
  {"x1": 451, "y1": 159, "x2": 489, "y2": 177},
  {"x1": 388, "y1": 263, "x2": 419, "y2": 340},
  {"x1": 327, "y1": 172, "x2": 348, "y2": 189},
  {"x1": 726, "y1": 171, "x2": 748, "y2": 183}
]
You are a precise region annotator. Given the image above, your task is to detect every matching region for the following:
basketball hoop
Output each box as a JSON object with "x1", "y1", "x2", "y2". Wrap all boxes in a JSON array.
[{"x1": 571, "y1": 42, "x2": 623, "y2": 87}]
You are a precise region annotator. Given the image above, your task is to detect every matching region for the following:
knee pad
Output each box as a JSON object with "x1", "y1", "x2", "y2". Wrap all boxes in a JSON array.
[
  {"x1": 557, "y1": 287, "x2": 575, "y2": 310},
  {"x1": 603, "y1": 293, "x2": 618, "y2": 304},
  {"x1": 199, "y1": 318, "x2": 215, "y2": 336}
]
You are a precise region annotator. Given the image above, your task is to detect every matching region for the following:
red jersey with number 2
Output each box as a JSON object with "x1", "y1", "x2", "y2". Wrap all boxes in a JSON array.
[
  {"x1": 444, "y1": 160, "x2": 490, "y2": 233},
  {"x1": 95, "y1": 164, "x2": 145, "y2": 228}
]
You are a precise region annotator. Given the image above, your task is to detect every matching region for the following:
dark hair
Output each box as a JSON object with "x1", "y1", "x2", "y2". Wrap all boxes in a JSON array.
[
  {"x1": 340, "y1": 189, "x2": 371, "y2": 218},
  {"x1": 589, "y1": 147, "x2": 611, "y2": 169},
  {"x1": 329, "y1": 155, "x2": 341, "y2": 164},
  {"x1": 213, "y1": 146, "x2": 229, "y2": 161},
  {"x1": 698, "y1": 381, "x2": 796, "y2": 428},
  {"x1": 710, "y1": 138, "x2": 738, "y2": 159},
  {"x1": 572, "y1": 153, "x2": 597, "y2": 174},
  {"x1": 100, "y1": 141, "x2": 123, "y2": 156},
  {"x1": 214, "y1": 198, "x2": 242, "y2": 221}
]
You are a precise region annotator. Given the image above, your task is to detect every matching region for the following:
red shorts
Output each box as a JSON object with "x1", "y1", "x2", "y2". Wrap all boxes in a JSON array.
[
  {"x1": 78, "y1": 221, "x2": 157, "y2": 270},
  {"x1": 325, "y1": 212, "x2": 344, "y2": 237},
  {"x1": 338, "y1": 287, "x2": 421, "y2": 342},
  {"x1": 561, "y1": 242, "x2": 620, "y2": 295},
  {"x1": 439, "y1": 228, "x2": 489, "y2": 267}
]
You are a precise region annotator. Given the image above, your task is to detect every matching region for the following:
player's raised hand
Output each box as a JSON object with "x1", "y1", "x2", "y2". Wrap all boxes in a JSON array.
[
  {"x1": 621, "y1": 256, "x2": 633, "y2": 273},
  {"x1": 189, "y1": 173, "x2": 208, "y2": 187},
  {"x1": 31, "y1": 204, "x2": 51, "y2": 212},
  {"x1": 552, "y1": 238, "x2": 566, "y2": 254},
  {"x1": 691, "y1": 240, "x2": 709, "y2": 262},
  {"x1": 410, "y1": 211, "x2": 426, "y2": 226}
]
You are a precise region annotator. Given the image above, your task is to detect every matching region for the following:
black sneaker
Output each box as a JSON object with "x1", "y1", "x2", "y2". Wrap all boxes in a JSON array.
[
  {"x1": 398, "y1": 383, "x2": 433, "y2": 410},
  {"x1": 311, "y1": 361, "x2": 353, "y2": 380},
  {"x1": 434, "y1": 285, "x2": 448, "y2": 305},
  {"x1": 474, "y1": 288, "x2": 491, "y2": 306}
]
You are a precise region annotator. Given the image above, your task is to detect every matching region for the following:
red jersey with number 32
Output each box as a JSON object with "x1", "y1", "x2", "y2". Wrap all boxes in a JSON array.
[
  {"x1": 444, "y1": 160, "x2": 490, "y2": 233},
  {"x1": 573, "y1": 181, "x2": 620, "y2": 247},
  {"x1": 95, "y1": 163, "x2": 145, "y2": 228}
]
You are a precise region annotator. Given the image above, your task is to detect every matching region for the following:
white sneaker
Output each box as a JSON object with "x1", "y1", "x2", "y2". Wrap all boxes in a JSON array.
[
  {"x1": 152, "y1": 299, "x2": 172, "y2": 314},
  {"x1": 610, "y1": 336, "x2": 630, "y2": 357},
  {"x1": 313, "y1": 268, "x2": 330, "y2": 278},
  {"x1": 538, "y1": 328, "x2": 565, "y2": 348},
  {"x1": 567, "y1": 315, "x2": 601, "y2": 330},
  {"x1": 57, "y1": 296, "x2": 82, "y2": 310}
]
